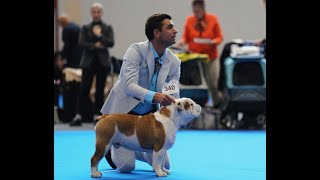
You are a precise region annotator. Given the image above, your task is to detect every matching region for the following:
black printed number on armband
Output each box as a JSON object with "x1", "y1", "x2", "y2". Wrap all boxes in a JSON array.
[{"x1": 164, "y1": 85, "x2": 175, "y2": 91}]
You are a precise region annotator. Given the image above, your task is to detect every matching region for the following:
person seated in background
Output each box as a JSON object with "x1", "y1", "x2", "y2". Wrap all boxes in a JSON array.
[{"x1": 54, "y1": 51, "x2": 65, "y2": 120}]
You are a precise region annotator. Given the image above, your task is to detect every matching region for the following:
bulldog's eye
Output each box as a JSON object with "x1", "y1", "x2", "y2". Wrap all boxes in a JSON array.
[
  {"x1": 177, "y1": 102, "x2": 181, "y2": 106},
  {"x1": 191, "y1": 103, "x2": 193, "y2": 106}
]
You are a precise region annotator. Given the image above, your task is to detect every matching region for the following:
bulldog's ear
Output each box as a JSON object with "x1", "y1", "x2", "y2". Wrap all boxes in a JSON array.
[{"x1": 176, "y1": 102, "x2": 183, "y2": 111}]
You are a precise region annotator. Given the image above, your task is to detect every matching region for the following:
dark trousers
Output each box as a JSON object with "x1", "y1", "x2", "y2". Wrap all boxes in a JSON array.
[
  {"x1": 76, "y1": 58, "x2": 110, "y2": 119},
  {"x1": 63, "y1": 82, "x2": 80, "y2": 122}
]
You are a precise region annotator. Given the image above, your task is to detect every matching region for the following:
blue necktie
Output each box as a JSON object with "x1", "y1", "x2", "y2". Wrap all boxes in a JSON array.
[
  {"x1": 155, "y1": 57, "x2": 161, "y2": 73},
  {"x1": 150, "y1": 57, "x2": 161, "y2": 91},
  {"x1": 150, "y1": 57, "x2": 162, "y2": 110}
]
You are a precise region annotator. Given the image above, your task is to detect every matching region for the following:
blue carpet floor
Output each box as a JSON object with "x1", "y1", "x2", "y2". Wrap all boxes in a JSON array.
[{"x1": 54, "y1": 130, "x2": 265, "y2": 180}]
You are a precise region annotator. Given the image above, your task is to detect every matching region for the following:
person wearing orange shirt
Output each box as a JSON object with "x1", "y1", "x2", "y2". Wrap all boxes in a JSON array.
[{"x1": 177, "y1": 0, "x2": 223, "y2": 108}]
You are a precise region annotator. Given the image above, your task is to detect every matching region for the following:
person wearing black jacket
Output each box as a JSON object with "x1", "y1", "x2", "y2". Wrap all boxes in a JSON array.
[
  {"x1": 70, "y1": 2, "x2": 114, "y2": 126},
  {"x1": 58, "y1": 14, "x2": 82, "y2": 68}
]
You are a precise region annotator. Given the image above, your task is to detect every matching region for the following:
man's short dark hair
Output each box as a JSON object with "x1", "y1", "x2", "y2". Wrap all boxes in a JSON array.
[
  {"x1": 145, "y1": 13, "x2": 171, "y2": 41},
  {"x1": 192, "y1": 0, "x2": 205, "y2": 7}
]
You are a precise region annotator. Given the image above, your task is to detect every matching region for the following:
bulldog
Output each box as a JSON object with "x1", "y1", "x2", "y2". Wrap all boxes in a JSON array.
[{"x1": 90, "y1": 97, "x2": 201, "y2": 178}]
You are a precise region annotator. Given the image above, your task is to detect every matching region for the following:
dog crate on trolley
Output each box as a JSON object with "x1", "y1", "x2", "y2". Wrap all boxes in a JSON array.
[
  {"x1": 174, "y1": 51, "x2": 210, "y2": 107},
  {"x1": 173, "y1": 50, "x2": 221, "y2": 129},
  {"x1": 220, "y1": 42, "x2": 266, "y2": 129}
]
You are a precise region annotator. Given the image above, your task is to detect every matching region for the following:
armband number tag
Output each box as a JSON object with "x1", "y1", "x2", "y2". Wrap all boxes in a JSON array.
[{"x1": 162, "y1": 80, "x2": 179, "y2": 95}]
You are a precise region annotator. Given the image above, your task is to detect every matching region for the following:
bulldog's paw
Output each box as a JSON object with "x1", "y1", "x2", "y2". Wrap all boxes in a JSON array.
[
  {"x1": 162, "y1": 168, "x2": 171, "y2": 175},
  {"x1": 156, "y1": 171, "x2": 167, "y2": 177},
  {"x1": 91, "y1": 171, "x2": 102, "y2": 178}
]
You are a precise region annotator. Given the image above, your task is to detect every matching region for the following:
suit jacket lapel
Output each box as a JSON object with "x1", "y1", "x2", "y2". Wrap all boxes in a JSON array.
[{"x1": 146, "y1": 43, "x2": 155, "y2": 84}]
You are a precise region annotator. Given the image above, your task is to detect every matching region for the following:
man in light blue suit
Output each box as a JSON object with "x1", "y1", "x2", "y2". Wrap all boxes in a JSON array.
[{"x1": 100, "y1": 14, "x2": 181, "y2": 172}]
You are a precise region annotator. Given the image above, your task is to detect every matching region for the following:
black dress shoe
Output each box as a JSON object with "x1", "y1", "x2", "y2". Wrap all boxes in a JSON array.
[
  {"x1": 69, "y1": 115, "x2": 82, "y2": 126},
  {"x1": 69, "y1": 120, "x2": 82, "y2": 126},
  {"x1": 213, "y1": 103, "x2": 222, "y2": 110},
  {"x1": 105, "y1": 150, "x2": 117, "y2": 169}
]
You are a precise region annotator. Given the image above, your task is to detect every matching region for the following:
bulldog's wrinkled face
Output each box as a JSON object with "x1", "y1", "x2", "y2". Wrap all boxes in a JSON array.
[{"x1": 175, "y1": 98, "x2": 201, "y2": 126}]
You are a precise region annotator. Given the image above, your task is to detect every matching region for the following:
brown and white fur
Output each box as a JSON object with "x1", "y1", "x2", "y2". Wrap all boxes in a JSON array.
[{"x1": 90, "y1": 97, "x2": 201, "y2": 178}]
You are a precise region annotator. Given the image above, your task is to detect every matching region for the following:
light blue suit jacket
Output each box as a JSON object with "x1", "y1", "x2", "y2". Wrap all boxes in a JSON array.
[{"x1": 100, "y1": 41, "x2": 181, "y2": 114}]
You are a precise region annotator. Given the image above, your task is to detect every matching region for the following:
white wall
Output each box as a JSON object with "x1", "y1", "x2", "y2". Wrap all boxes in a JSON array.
[{"x1": 58, "y1": 0, "x2": 266, "y2": 58}]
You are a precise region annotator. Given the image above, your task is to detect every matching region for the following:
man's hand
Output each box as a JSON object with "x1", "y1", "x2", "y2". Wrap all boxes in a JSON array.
[
  {"x1": 93, "y1": 25, "x2": 102, "y2": 37},
  {"x1": 210, "y1": 39, "x2": 217, "y2": 46},
  {"x1": 94, "y1": 41, "x2": 105, "y2": 49},
  {"x1": 153, "y1": 93, "x2": 176, "y2": 106}
]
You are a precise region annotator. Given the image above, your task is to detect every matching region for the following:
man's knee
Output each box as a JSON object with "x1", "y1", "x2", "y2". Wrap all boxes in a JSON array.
[
  {"x1": 111, "y1": 146, "x2": 136, "y2": 173},
  {"x1": 118, "y1": 163, "x2": 135, "y2": 173}
]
